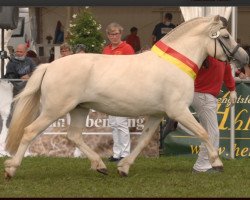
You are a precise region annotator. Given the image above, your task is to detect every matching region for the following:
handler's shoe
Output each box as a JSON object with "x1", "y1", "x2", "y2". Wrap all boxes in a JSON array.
[
  {"x1": 192, "y1": 168, "x2": 223, "y2": 174},
  {"x1": 108, "y1": 156, "x2": 121, "y2": 162}
]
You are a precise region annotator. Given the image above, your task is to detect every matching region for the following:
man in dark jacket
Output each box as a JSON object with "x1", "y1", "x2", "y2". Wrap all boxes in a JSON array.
[
  {"x1": 152, "y1": 13, "x2": 176, "y2": 45},
  {"x1": 4, "y1": 44, "x2": 37, "y2": 95}
]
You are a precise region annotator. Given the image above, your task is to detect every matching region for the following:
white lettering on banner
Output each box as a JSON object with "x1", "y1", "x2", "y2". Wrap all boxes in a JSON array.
[
  {"x1": 43, "y1": 132, "x2": 142, "y2": 135},
  {"x1": 49, "y1": 118, "x2": 67, "y2": 128},
  {"x1": 86, "y1": 115, "x2": 109, "y2": 128},
  {"x1": 133, "y1": 118, "x2": 144, "y2": 131},
  {"x1": 47, "y1": 113, "x2": 145, "y2": 133}
]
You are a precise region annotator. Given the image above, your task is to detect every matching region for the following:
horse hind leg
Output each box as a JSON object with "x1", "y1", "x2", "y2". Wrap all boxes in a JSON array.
[
  {"x1": 67, "y1": 107, "x2": 108, "y2": 175},
  {"x1": 174, "y1": 108, "x2": 223, "y2": 170},
  {"x1": 117, "y1": 115, "x2": 162, "y2": 177},
  {"x1": 4, "y1": 114, "x2": 57, "y2": 179}
]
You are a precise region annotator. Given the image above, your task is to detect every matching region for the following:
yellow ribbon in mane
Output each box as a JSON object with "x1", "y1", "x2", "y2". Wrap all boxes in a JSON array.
[{"x1": 151, "y1": 41, "x2": 199, "y2": 79}]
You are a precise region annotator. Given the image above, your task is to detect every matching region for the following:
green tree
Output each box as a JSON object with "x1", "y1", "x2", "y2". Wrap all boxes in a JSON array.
[{"x1": 67, "y1": 9, "x2": 105, "y2": 53}]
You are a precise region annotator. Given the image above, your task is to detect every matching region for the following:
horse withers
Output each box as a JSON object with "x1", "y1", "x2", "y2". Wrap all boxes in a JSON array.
[{"x1": 4, "y1": 15, "x2": 249, "y2": 179}]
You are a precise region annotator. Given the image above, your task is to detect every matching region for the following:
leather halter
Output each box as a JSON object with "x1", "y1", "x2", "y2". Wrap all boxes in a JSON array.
[{"x1": 213, "y1": 29, "x2": 240, "y2": 62}]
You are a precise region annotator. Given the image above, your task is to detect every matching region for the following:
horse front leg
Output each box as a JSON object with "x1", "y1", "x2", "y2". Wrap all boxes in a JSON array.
[
  {"x1": 174, "y1": 108, "x2": 223, "y2": 170},
  {"x1": 117, "y1": 115, "x2": 162, "y2": 177},
  {"x1": 67, "y1": 108, "x2": 108, "y2": 175}
]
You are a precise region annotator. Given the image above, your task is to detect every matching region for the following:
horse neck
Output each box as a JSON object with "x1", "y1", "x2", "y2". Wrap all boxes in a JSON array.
[
  {"x1": 160, "y1": 18, "x2": 212, "y2": 69},
  {"x1": 163, "y1": 38, "x2": 208, "y2": 69}
]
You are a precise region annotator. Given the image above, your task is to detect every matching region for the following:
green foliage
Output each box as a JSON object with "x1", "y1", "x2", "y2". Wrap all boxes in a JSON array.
[
  {"x1": 67, "y1": 8, "x2": 105, "y2": 53},
  {"x1": 1, "y1": 156, "x2": 250, "y2": 197}
]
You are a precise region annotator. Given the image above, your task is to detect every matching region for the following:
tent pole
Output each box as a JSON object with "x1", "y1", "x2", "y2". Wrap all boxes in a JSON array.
[
  {"x1": 1, "y1": 28, "x2": 5, "y2": 78},
  {"x1": 230, "y1": 6, "x2": 237, "y2": 159}
]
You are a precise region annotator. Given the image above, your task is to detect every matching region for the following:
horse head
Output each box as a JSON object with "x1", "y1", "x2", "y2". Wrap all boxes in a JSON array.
[
  {"x1": 206, "y1": 15, "x2": 249, "y2": 68},
  {"x1": 159, "y1": 15, "x2": 249, "y2": 69}
]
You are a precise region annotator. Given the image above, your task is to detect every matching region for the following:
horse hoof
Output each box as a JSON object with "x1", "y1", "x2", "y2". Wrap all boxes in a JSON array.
[
  {"x1": 117, "y1": 170, "x2": 128, "y2": 177},
  {"x1": 4, "y1": 171, "x2": 12, "y2": 181},
  {"x1": 212, "y1": 166, "x2": 224, "y2": 172},
  {"x1": 97, "y1": 168, "x2": 108, "y2": 175}
]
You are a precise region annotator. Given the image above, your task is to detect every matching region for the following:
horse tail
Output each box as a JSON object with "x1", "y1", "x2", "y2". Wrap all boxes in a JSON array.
[{"x1": 5, "y1": 64, "x2": 49, "y2": 155}]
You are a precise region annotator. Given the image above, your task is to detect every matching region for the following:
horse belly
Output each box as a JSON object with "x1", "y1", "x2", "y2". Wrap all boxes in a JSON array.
[
  {"x1": 81, "y1": 90, "x2": 166, "y2": 117},
  {"x1": 81, "y1": 102, "x2": 165, "y2": 117}
]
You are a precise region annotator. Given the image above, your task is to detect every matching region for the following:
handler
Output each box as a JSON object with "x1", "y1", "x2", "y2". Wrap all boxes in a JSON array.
[
  {"x1": 192, "y1": 56, "x2": 237, "y2": 173},
  {"x1": 162, "y1": 56, "x2": 237, "y2": 173}
]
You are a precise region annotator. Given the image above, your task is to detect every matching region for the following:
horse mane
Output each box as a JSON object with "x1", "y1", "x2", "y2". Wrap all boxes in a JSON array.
[{"x1": 163, "y1": 17, "x2": 212, "y2": 42}]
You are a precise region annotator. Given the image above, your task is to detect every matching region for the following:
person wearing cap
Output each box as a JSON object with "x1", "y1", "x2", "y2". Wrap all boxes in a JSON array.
[{"x1": 152, "y1": 12, "x2": 176, "y2": 45}]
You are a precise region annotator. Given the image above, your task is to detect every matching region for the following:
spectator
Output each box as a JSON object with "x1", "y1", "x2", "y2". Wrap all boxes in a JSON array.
[
  {"x1": 74, "y1": 44, "x2": 87, "y2": 54},
  {"x1": 102, "y1": 22, "x2": 134, "y2": 162},
  {"x1": 152, "y1": 12, "x2": 176, "y2": 45},
  {"x1": 54, "y1": 20, "x2": 64, "y2": 44},
  {"x1": 60, "y1": 43, "x2": 72, "y2": 57},
  {"x1": 4, "y1": 44, "x2": 37, "y2": 96},
  {"x1": 126, "y1": 27, "x2": 141, "y2": 52},
  {"x1": 48, "y1": 47, "x2": 55, "y2": 63},
  {"x1": 26, "y1": 50, "x2": 41, "y2": 65}
]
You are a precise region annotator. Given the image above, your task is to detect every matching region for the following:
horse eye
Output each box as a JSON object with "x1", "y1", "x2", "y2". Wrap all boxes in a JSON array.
[{"x1": 223, "y1": 35, "x2": 229, "y2": 39}]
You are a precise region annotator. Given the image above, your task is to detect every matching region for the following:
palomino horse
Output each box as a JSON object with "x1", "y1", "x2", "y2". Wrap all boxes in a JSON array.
[{"x1": 4, "y1": 15, "x2": 249, "y2": 179}]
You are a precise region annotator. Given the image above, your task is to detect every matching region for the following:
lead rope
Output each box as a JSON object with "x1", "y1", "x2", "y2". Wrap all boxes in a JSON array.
[{"x1": 214, "y1": 39, "x2": 217, "y2": 58}]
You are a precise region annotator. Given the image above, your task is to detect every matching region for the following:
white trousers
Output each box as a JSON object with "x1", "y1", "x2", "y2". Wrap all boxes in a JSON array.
[
  {"x1": 192, "y1": 92, "x2": 219, "y2": 171},
  {"x1": 109, "y1": 116, "x2": 130, "y2": 158}
]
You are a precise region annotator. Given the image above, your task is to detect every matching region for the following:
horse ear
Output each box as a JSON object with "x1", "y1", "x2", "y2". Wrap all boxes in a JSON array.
[
  {"x1": 209, "y1": 30, "x2": 220, "y2": 39},
  {"x1": 213, "y1": 15, "x2": 220, "y2": 22},
  {"x1": 209, "y1": 15, "x2": 222, "y2": 38}
]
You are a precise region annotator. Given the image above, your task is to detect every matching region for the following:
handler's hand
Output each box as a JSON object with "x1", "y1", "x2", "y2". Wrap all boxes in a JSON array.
[
  {"x1": 20, "y1": 74, "x2": 30, "y2": 80},
  {"x1": 239, "y1": 72, "x2": 247, "y2": 79},
  {"x1": 230, "y1": 91, "x2": 237, "y2": 106}
]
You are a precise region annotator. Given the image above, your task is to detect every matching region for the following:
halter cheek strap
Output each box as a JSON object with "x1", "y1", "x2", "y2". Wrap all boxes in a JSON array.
[
  {"x1": 217, "y1": 38, "x2": 240, "y2": 61},
  {"x1": 213, "y1": 28, "x2": 241, "y2": 62},
  {"x1": 151, "y1": 41, "x2": 199, "y2": 79}
]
